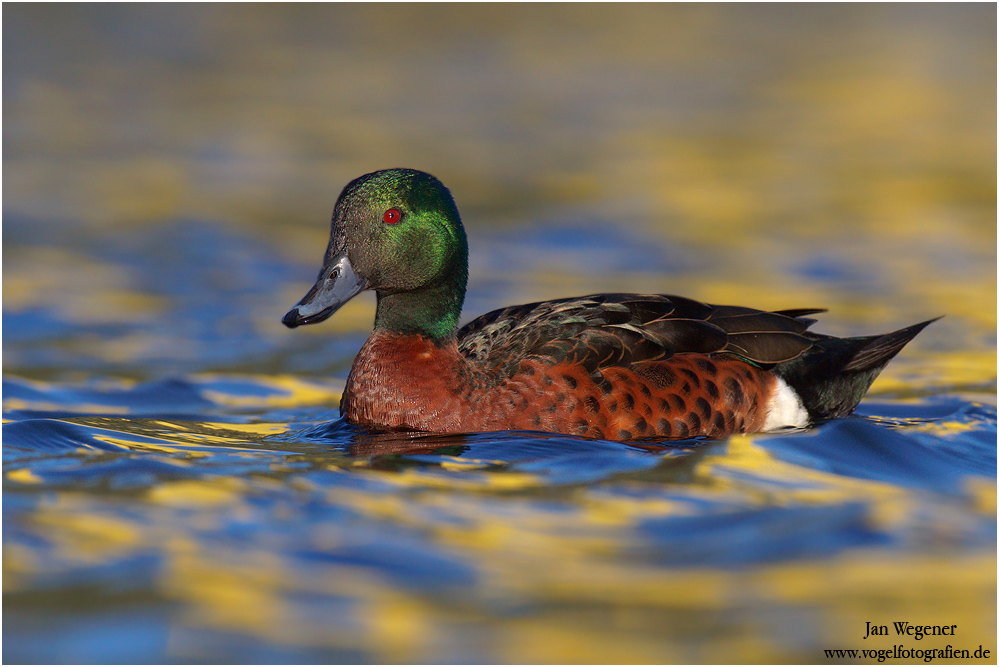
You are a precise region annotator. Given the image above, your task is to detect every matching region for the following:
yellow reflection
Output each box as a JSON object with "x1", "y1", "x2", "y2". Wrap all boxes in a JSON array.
[
  {"x1": 2, "y1": 397, "x2": 130, "y2": 415},
  {"x1": 705, "y1": 435, "x2": 912, "y2": 527},
  {"x1": 582, "y1": 493, "x2": 687, "y2": 526},
  {"x1": 162, "y1": 543, "x2": 296, "y2": 634},
  {"x1": 31, "y1": 506, "x2": 142, "y2": 564},
  {"x1": 147, "y1": 479, "x2": 244, "y2": 507},
  {"x1": 360, "y1": 595, "x2": 437, "y2": 663},
  {"x1": 352, "y1": 464, "x2": 542, "y2": 494},
  {"x1": 199, "y1": 421, "x2": 288, "y2": 436},
  {"x1": 872, "y1": 349, "x2": 998, "y2": 395},
  {"x1": 6, "y1": 468, "x2": 43, "y2": 484},
  {"x1": 965, "y1": 478, "x2": 997, "y2": 516},
  {"x1": 2, "y1": 544, "x2": 39, "y2": 591},
  {"x1": 197, "y1": 374, "x2": 342, "y2": 408},
  {"x1": 3, "y1": 246, "x2": 165, "y2": 324}
]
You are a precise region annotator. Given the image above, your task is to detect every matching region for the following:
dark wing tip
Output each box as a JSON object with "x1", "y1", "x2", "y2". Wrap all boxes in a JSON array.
[
  {"x1": 725, "y1": 331, "x2": 814, "y2": 365},
  {"x1": 772, "y1": 308, "x2": 828, "y2": 318}
]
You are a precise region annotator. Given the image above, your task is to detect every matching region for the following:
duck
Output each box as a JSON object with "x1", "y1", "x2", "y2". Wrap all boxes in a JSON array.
[{"x1": 283, "y1": 168, "x2": 935, "y2": 441}]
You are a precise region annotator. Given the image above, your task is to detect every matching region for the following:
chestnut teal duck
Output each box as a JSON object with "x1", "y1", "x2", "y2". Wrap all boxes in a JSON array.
[{"x1": 283, "y1": 168, "x2": 934, "y2": 441}]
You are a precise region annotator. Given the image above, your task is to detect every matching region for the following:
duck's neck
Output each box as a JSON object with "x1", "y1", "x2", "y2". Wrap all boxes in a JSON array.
[{"x1": 373, "y1": 278, "x2": 466, "y2": 342}]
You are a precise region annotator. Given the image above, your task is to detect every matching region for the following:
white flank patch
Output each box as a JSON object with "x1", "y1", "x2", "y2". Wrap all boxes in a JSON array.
[{"x1": 761, "y1": 376, "x2": 810, "y2": 432}]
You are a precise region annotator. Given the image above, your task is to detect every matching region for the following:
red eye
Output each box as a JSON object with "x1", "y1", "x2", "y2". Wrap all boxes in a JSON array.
[{"x1": 383, "y1": 208, "x2": 401, "y2": 224}]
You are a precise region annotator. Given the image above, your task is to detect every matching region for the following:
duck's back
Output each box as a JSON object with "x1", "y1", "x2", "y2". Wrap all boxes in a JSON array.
[
  {"x1": 458, "y1": 293, "x2": 824, "y2": 374},
  {"x1": 454, "y1": 294, "x2": 828, "y2": 439}
]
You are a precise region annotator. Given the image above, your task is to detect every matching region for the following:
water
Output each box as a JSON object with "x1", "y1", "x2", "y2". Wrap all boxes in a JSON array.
[{"x1": 3, "y1": 5, "x2": 996, "y2": 663}]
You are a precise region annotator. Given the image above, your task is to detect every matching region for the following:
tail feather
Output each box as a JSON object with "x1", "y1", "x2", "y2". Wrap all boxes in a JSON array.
[
  {"x1": 843, "y1": 318, "x2": 940, "y2": 372},
  {"x1": 775, "y1": 318, "x2": 938, "y2": 421}
]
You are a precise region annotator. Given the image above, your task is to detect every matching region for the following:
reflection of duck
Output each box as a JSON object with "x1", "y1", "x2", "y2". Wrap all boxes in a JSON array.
[{"x1": 283, "y1": 169, "x2": 934, "y2": 441}]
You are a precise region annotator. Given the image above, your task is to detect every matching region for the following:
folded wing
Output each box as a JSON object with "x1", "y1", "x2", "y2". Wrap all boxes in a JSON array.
[{"x1": 457, "y1": 293, "x2": 822, "y2": 376}]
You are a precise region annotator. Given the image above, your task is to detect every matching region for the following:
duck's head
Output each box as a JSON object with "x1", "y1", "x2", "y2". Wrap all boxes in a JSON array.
[{"x1": 282, "y1": 169, "x2": 469, "y2": 340}]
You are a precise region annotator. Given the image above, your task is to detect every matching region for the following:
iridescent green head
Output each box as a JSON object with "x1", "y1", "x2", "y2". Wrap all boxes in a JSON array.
[{"x1": 283, "y1": 169, "x2": 469, "y2": 341}]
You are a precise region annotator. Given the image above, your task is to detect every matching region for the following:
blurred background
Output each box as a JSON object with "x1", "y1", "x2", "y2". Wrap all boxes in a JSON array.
[{"x1": 3, "y1": 4, "x2": 996, "y2": 664}]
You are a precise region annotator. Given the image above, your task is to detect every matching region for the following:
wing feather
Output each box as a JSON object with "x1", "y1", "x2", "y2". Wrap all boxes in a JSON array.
[{"x1": 457, "y1": 293, "x2": 824, "y2": 377}]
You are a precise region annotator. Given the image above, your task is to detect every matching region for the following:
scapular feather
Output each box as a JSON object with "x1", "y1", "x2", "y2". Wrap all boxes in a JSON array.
[{"x1": 457, "y1": 293, "x2": 824, "y2": 376}]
